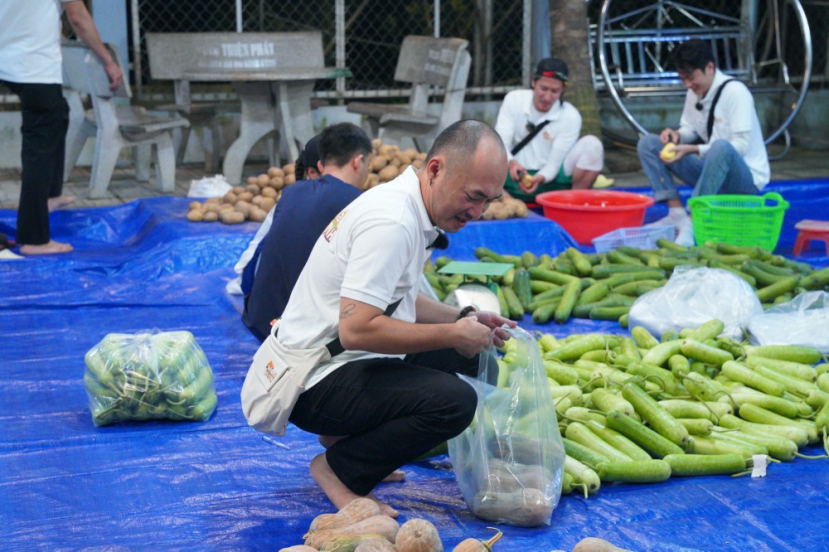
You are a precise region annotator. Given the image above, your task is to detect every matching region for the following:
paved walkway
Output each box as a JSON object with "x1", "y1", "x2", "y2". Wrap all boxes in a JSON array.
[{"x1": 1, "y1": 145, "x2": 828, "y2": 211}]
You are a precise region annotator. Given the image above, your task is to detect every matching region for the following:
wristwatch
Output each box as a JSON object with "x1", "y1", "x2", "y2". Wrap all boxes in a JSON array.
[{"x1": 456, "y1": 305, "x2": 477, "y2": 320}]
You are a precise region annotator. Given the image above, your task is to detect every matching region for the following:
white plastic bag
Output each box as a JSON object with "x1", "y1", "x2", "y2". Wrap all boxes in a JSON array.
[
  {"x1": 448, "y1": 327, "x2": 565, "y2": 527},
  {"x1": 187, "y1": 174, "x2": 233, "y2": 198},
  {"x1": 746, "y1": 291, "x2": 829, "y2": 353},
  {"x1": 628, "y1": 266, "x2": 763, "y2": 340}
]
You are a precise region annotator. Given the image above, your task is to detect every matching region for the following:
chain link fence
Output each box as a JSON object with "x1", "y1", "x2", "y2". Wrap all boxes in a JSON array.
[{"x1": 130, "y1": 0, "x2": 530, "y2": 104}]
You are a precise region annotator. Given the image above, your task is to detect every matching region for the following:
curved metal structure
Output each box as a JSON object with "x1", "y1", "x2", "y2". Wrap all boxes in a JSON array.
[{"x1": 596, "y1": 0, "x2": 812, "y2": 148}]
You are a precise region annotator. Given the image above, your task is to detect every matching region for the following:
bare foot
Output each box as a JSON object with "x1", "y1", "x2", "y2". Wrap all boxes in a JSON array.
[
  {"x1": 309, "y1": 453, "x2": 399, "y2": 518},
  {"x1": 47, "y1": 195, "x2": 76, "y2": 212},
  {"x1": 19, "y1": 240, "x2": 73, "y2": 255},
  {"x1": 381, "y1": 470, "x2": 406, "y2": 483},
  {"x1": 318, "y1": 436, "x2": 405, "y2": 484}
]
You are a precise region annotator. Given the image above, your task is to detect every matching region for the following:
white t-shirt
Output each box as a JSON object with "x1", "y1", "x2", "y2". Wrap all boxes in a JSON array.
[
  {"x1": 677, "y1": 69, "x2": 770, "y2": 188},
  {"x1": 0, "y1": 0, "x2": 75, "y2": 84},
  {"x1": 276, "y1": 166, "x2": 441, "y2": 389},
  {"x1": 494, "y1": 89, "x2": 583, "y2": 182}
]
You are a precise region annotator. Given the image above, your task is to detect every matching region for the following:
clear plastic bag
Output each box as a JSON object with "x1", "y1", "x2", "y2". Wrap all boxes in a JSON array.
[
  {"x1": 746, "y1": 291, "x2": 829, "y2": 353},
  {"x1": 628, "y1": 266, "x2": 764, "y2": 340},
  {"x1": 83, "y1": 330, "x2": 218, "y2": 426},
  {"x1": 448, "y1": 327, "x2": 565, "y2": 527}
]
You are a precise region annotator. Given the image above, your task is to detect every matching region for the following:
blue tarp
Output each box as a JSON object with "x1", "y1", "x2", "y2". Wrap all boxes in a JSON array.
[{"x1": 1, "y1": 180, "x2": 828, "y2": 550}]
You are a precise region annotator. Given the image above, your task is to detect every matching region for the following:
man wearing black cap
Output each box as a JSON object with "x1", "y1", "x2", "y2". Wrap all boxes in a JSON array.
[
  {"x1": 241, "y1": 123, "x2": 372, "y2": 341},
  {"x1": 494, "y1": 57, "x2": 605, "y2": 202}
]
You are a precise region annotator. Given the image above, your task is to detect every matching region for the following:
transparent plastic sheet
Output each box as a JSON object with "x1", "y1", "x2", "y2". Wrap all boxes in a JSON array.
[
  {"x1": 746, "y1": 291, "x2": 829, "y2": 353},
  {"x1": 628, "y1": 266, "x2": 764, "y2": 340},
  {"x1": 84, "y1": 330, "x2": 217, "y2": 426},
  {"x1": 448, "y1": 327, "x2": 565, "y2": 527}
]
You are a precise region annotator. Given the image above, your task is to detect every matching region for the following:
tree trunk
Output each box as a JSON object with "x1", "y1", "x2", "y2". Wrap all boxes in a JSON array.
[{"x1": 548, "y1": 0, "x2": 601, "y2": 138}]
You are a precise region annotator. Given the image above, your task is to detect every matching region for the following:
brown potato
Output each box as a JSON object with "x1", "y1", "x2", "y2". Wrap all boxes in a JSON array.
[
  {"x1": 378, "y1": 144, "x2": 398, "y2": 157},
  {"x1": 202, "y1": 210, "x2": 219, "y2": 222},
  {"x1": 377, "y1": 165, "x2": 398, "y2": 183},
  {"x1": 251, "y1": 195, "x2": 265, "y2": 206},
  {"x1": 411, "y1": 159, "x2": 423, "y2": 169},
  {"x1": 282, "y1": 163, "x2": 295, "y2": 176},
  {"x1": 234, "y1": 200, "x2": 251, "y2": 216},
  {"x1": 371, "y1": 138, "x2": 383, "y2": 150},
  {"x1": 402, "y1": 147, "x2": 419, "y2": 159},
  {"x1": 221, "y1": 211, "x2": 246, "y2": 224},
  {"x1": 255, "y1": 174, "x2": 270, "y2": 187},
  {"x1": 248, "y1": 207, "x2": 268, "y2": 223},
  {"x1": 369, "y1": 155, "x2": 389, "y2": 173},
  {"x1": 203, "y1": 197, "x2": 221, "y2": 204},
  {"x1": 514, "y1": 202, "x2": 528, "y2": 218},
  {"x1": 237, "y1": 191, "x2": 254, "y2": 202},
  {"x1": 188, "y1": 201, "x2": 202, "y2": 211},
  {"x1": 223, "y1": 192, "x2": 238, "y2": 205},
  {"x1": 267, "y1": 166, "x2": 284, "y2": 178},
  {"x1": 260, "y1": 197, "x2": 276, "y2": 211},
  {"x1": 232, "y1": 185, "x2": 247, "y2": 195},
  {"x1": 186, "y1": 209, "x2": 204, "y2": 222},
  {"x1": 260, "y1": 186, "x2": 277, "y2": 198},
  {"x1": 394, "y1": 151, "x2": 412, "y2": 165},
  {"x1": 283, "y1": 173, "x2": 296, "y2": 186},
  {"x1": 204, "y1": 203, "x2": 223, "y2": 214},
  {"x1": 246, "y1": 184, "x2": 261, "y2": 195},
  {"x1": 269, "y1": 177, "x2": 284, "y2": 190},
  {"x1": 246, "y1": 176, "x2": 258, "y2": 187},
  {"x1": 481, "y1": 208, "x2": 494, "y2": 220}
]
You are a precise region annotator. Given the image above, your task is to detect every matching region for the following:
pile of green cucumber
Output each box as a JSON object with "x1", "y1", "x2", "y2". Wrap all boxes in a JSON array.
[
  {"x1": 424, "y1": 240, "x2": 829, "y2": 326},
  {"x1": 495, "y1": 319, "x2": 829, "y2": 497}
]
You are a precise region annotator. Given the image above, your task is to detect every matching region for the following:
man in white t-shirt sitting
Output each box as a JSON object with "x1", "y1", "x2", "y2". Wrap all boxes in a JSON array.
[
  {"x1": 495, "y1": 57, "x2": 605, "y2": 203},
  {"x1": 243, "y1": 120, "x2": 515, "y2": 517},
  {"x1": 637, "y1": 39, "x2": 770, "y2": 246}
]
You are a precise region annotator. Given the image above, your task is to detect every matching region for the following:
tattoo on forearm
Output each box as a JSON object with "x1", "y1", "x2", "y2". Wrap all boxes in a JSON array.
[{"x1": 340, "y1": 303, "x2": 356, "y2": 319}]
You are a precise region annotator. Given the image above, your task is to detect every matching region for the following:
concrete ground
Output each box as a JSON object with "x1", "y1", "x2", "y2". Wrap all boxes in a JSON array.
[{"x1": 1, "y1": 144, "x2": 828, "y2": 211}]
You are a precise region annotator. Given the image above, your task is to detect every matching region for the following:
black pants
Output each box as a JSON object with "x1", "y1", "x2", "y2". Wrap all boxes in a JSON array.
[
  {"x1": 289, "y1": 349, "x2": 480, "y2": 496},
  {"x1": 2, "y1": 81, "x2": 69, "y2": 246}
]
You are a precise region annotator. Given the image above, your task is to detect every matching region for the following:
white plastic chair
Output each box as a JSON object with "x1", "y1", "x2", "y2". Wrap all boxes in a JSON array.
[{"x1": 61, "y1": 41, "x2": 189, "y2": 198}]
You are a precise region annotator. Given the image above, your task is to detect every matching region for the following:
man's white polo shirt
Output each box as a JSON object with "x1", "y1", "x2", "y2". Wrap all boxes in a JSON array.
[{"x1": 276, "y1": 166, "x2": 442, "y2": 389}]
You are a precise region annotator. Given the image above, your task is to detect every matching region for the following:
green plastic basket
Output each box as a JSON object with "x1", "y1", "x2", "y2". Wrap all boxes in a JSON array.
[{"x1": 687, "y1": 192, "x2": 789, "y2": 251}]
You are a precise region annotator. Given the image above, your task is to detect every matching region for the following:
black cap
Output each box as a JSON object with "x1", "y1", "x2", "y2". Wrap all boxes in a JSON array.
[
  {"x1": 298, "y1": 135, "x2": 321, "y2": 169},
  {"x1": 534, "y1": 57, "x2": 568, "y2": 84}
]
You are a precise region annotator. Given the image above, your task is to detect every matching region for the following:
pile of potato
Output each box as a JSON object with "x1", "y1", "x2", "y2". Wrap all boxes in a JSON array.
[
  {"x1": 481, "y1": 194, "x2": 529, "y2": 220},
  {"x1": 186, "y1": 138, "x2": 527, "y2": 224},
  {"x1": 186, "y1": 165, "x2": 295, "y2": 225},
  {"x1": 363, "y1": 139, "x2": 425, "y2": 190}
]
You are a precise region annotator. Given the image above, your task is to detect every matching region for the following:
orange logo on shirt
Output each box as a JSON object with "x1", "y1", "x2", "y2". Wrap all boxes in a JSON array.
[
  {"x1": 264, "y1": 360, "x2": 275, "y2": 382},
  {"x1": 323, "y1": 209, "x2": 349, "y2": 242}
]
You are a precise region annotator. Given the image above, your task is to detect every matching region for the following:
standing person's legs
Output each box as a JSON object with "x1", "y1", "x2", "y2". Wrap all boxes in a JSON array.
[
  {"x1": 692, "y1": 139, "x2": 759, "y2": 196},
  {"x1": 289, "y1": 350, "x2": 479, "y2": 514},
  {"x1": 4, "y1": 81, "x2": 72, "y2": 254},
  {"x1": 562, "y1": 135, "x2": 604, "y2": 190}
]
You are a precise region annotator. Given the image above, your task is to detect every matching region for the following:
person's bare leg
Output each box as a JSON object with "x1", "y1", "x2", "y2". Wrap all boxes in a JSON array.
[
  {"x1": 309, "y1": 452, "x2": 399, "y2": 518},
  {"x1": 318, "y1": 435, "x2": 405, "y2": 482},
  {"x1": 572, "y1": 168, "x2": 600, "y2": 190},
  {"x1": 47, "y1": 195, "x2": 76, "y2": 212},
  {"x1": 19, "y1": 240, "x2": 73, "y2": 255}
]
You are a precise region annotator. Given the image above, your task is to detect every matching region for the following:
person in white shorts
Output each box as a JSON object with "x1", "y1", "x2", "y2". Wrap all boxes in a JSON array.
[{"x1": 495, "y1": 57, "x2": 605, "y2": 203}]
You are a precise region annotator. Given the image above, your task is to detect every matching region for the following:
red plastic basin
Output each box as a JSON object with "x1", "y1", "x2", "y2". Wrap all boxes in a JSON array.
[{"x1": 535, "y1": 190, "x2": 655, "y2": 245}]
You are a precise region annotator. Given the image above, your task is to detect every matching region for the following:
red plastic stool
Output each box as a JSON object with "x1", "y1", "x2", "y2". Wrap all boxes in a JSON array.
[{"x1": 793, "y1": 220, "x2": 829, "y2": 256}]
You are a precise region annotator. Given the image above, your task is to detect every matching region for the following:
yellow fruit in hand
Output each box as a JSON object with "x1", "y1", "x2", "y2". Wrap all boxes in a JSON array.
[
  {"x1": 520, "y1": 172, "x2": 533, "y2": 189},
  {"x1": 660, "y1": 142, "x2": 677, "y2": 161}
]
